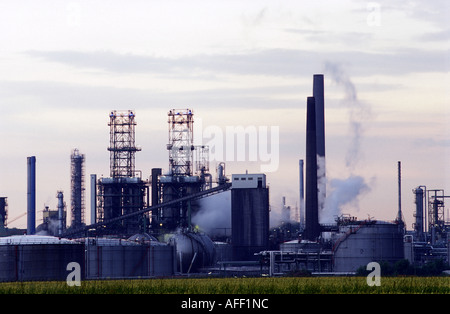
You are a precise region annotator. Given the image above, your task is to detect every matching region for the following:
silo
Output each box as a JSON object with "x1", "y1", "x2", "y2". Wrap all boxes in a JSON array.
[
  {"x1": 231, "y1": 174, "x2": 269, "y2": 260},
  {"x1": 333, "y1": 221, "x2": 404, "y2": 272}
]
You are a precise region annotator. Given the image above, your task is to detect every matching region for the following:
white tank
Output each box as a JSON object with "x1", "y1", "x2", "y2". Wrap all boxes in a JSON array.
[{"x1": 333, "y1": 221, "x2": 404, "y2": 272}]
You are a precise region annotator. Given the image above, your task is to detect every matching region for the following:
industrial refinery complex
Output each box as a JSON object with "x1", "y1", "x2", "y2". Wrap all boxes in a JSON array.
[{"x1": 0, "y1": 74, "x2": 448, "y2": 282}]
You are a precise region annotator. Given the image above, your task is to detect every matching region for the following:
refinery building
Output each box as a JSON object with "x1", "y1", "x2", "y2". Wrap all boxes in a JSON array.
[{"x1": 0, "y1": 74, "x2": 448, "y2": 281}]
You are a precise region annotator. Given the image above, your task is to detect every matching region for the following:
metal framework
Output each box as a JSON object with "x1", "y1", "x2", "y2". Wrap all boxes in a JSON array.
[
  {"x1": 71, "y1": 148, "x2": 85, "y2": 229},
  {"x1": 167, "y1": 109, "x2": 194, "y2": 176},
  {"x1": 195, "y1": 145, "x2": 210, "y2": 174},
  {"x1": 108, "y1": 110, "x2": 141, "y2": 178},
  {"x1": 427, "y1": 189, "x2": 446, "y2": 233},
  {"x1": 96, "y1": 177, "x2": 148, "y2": 235},
  {"x1": 63, "y1": 183, "x2": 231, "y2": 238},
  {"x1": 96, "y1": 110, "x2": 147, "y2": 236}
]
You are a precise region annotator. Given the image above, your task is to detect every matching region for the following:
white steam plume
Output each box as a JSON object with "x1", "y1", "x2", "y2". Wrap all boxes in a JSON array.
[
  {"x1": 191, "y1": 191, "x2": 231, "y2": 237},
  {"x1": 325, "y1": 62, "x2": 371, "y2": 171},
  {"x1": 321, "y1": 176, "x2": 370, "y2": 224},
  {"x1": 322, "y1": 62, "x2": 374, "y2": 223},
  {"x1": 317, "y1": 155, "x2": 326, "y2": 212}
]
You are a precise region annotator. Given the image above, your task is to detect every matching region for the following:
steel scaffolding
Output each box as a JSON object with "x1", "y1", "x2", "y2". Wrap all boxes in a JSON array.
[
  {"x1": 96, "y1": 110, "x2": 147, "y2": 236},
  {"x1": 167, "y1": 109, "x2": 194, "y2": 176},
  {"x1": 108, "y1": 110, "x2": 141, "y2": 178}
]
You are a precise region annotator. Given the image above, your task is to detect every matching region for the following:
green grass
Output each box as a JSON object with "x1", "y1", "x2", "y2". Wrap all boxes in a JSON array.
[{"x1": 0, "y1": 276, "x2": 448, "y2": 294}]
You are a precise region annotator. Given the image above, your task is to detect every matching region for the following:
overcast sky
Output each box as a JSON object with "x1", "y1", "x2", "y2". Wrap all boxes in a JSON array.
[{"x1": 0, "y1": 0, "x2": 448, "y2": 230}]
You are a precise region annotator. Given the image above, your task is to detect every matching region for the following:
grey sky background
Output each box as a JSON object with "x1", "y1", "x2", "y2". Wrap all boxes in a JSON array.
[{"x1": 0, "y1": 0, "x2": 448, "y2": 229}]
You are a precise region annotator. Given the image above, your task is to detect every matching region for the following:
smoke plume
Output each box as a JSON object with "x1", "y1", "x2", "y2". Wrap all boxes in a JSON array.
[
  {"x1": 322, "y1": 62, "x2": 374, "y2": 223},
  {"x1": 325, "y1": 62, "x2": 371, "y2": 171},
  {"x1": 191, "y1": 191, "x2": 231, "y2": 237},
  {"x1": 321, "y1": 176, "x2": 370, "y2": 224},
  {"x1": 317, "y1": 155, "x2": 326, "y2": 212}
]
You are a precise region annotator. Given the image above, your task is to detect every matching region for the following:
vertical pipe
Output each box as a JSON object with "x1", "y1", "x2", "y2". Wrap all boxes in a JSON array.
[
  {"x1": 299, "y1": 159, "x2": 304, "y2": 229},
  {"x1": 397, "y1": 161, "x2": 402, "y2": 223},
  {"x1": 151, "y1": 168, "x2": 162, "y2": 206},
  {"x1": 90, "y1": 174, "x2": 97, "y2": 225},
  {"x1": 27, "y1": 156, "x2": 36, "y2": 235},
  {"x1": 57, "y1": 191, "x2": 64, "y2": 236},
  {"x1": 305, "y1": 97, "x2": 319, "y2": 241}
]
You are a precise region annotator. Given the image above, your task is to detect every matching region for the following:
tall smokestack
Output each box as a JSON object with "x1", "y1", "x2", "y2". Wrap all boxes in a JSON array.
[
  {"x1": 27, "y1": 156, "x2": 36, "y2": 235},
  {"x1": 305, "y1": 97, "x2": 320, "y2": 240},
  {"x1": 313, "y1": 74, "x2": 326, "y2": 213}
]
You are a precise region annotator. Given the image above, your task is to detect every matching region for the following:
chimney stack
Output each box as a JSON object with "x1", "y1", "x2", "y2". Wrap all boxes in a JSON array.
[
  {"x1": 304, "y1": 97, "x2": 320, "y2": 240},
  {"x1": 313, "y1": 74, "x2": 326, "y2": 213}
]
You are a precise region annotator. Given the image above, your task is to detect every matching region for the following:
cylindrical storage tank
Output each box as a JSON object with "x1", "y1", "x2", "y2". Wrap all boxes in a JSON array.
[
  {"x1": 333, "y1": 221, "x2": 404, "y2": 272},
  {"x1": 169, "y1": 231, "x2": 216, "y2": 273},
  {"x1": 0, "y1": 235, "x2": 84, "y2": 282},
  {"x1": 82, "y1": 237, "x2": 174, "y2": 279},
  {"x1": 214, "y1": 242, "x2": 233, "y2": 262}
]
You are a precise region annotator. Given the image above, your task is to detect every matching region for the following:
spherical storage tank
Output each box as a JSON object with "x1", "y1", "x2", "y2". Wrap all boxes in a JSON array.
[
  {"x1": 0, "y1": 235, "x2": 84, "y2": 282},
  {"x1": 168, "y1": 230, "x2": 216, "y2": 273},
  {"x1": 333, "y1": 221, "x2": 404, "y2": 272}
]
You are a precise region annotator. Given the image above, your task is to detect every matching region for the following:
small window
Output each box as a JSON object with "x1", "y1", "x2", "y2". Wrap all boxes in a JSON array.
[
  {"x1": 248, "y1": 177, "x2": 253, "y2": 180},
  {"x1": 234, "y1": 178, "x2": 239, "y2": 181},
  {"x1": 241, "y1": 178, "x2": 246, "y2": 180}
]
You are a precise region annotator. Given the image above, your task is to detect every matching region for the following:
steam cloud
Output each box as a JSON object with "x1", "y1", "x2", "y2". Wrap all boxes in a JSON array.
[
  {"x1": 322, "y1": 62, "x2": 373, "y2": 223},
  {"x1": 325, "y1": 62, "x2": 371, "y2": 170},
  {"x1": 321, "y1": 176, "x2": 370, "y2": 224},
  {"x1": 191, "y1": 191, "x2": 231, "y2": 237}
]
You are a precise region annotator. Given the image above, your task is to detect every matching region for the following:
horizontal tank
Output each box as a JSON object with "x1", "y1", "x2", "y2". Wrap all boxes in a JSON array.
[
  {"x1": 168, "y1": 230, "x2": 216, "y2": 273},
  {"x1": 333, "y1": 221, "x2": 404, "y2": 272}
]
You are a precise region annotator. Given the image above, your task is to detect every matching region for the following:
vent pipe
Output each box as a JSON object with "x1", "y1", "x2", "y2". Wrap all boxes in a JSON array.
[
  {"x1": 57, "y1": 191, "x2": 64, "y2": 236},
  {"x1": 90, "y1": 174, "x2": 97, "y2": 225},
  {"x1": 299, "y1": 159, "x2": 304, "y2": 229},
  {"x1": 27, "y1": 156, "x2": 36, "y2": 235}
]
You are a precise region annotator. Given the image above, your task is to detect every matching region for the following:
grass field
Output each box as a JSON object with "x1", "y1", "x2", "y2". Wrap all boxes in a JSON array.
[{"x1": 0, "y1": 276, "x2": 448, "y2": 294}]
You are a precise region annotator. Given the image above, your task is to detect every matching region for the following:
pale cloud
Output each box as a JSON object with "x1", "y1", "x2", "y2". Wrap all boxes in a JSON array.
[{"x1": 26, "y1": 46, "x2": 447, "y2": 78}]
